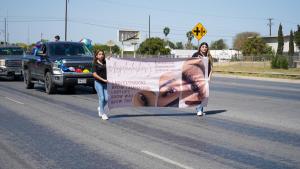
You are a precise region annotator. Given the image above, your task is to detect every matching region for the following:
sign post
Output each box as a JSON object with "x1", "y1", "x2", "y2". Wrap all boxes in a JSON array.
[{"x1": 106, "y1": 40, "x2": 115, "y2": 56}]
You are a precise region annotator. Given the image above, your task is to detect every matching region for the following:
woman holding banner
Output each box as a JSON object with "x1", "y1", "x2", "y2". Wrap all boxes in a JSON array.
[
  {"x1": 189, "y1": 42, "x2": 213, "y2": 116},
  {"x1": 93, "y1": 50, "x2": 109, "y2": 120}
]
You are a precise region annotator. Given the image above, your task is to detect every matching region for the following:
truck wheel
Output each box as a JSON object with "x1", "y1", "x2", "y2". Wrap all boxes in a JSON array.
[
  {"x1": 24, "y1": 70, "x2": 34, "y2": 89},
  {"x1": 45, "y1": 72, "x2": 56, "y2": 94}
]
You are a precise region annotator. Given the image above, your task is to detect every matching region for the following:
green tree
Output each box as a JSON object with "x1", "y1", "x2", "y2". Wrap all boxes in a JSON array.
[
  {"x1": 277, "y1": 23, "x2": 284, "y2": 55},
  {"x1": 271, "y1": 55, "x2": 288, "y2": 69},
  {"x1": 288, "y1": 30, "x2": 294, "y2": 67},
  {"x1": 210, "y1": 39, "x2": 228, "y2": 50},
  {"x1": 93, "y1": 44, "x2": 120, "y2": 55},
  {"x1": 163, "y1": 27, "x2": 170, "y2": 47},
  {"x1": 186, "y1": 31, "x2": 194, "y2": 49},
  {"x1": 111, "y1": 45, "x2": 121, "y2": 54},
  {"x1": 288, "y1": 30, "x2": 295, "y2": 56},
  {"x1": 241, "y1": 36, "x2": 273, "y2": 60},
  {"x1": 175, "y1": 42, "x2": 183, "y2": 49},
  {"x1": 233, "y1": 32, "x2": 260, "y2": 50},
  {"x1": 15, "y1": 43, "x2": 29, "y2": 52},
  {"x1": 137, "y1": 37, "x2": 170, "y2": 55},
  {"x1": 165, "y1": 40, "x2": 175, "y2": 49},
  {"x1": 295, "y1": 25, "x2": 300, "y2": 51}
]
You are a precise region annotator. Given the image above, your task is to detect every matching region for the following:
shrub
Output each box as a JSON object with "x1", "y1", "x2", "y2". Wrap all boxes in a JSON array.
[
  {"x1": 279, "y1": 57, "x2": 288, "y2": 69},
  {"x1": 271, "y1": 55, "x2": 289, "y2": 69}
]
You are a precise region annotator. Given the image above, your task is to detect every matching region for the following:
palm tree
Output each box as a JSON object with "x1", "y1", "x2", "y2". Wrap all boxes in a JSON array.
[
  {"x1": 163, "y1": 27, "x2": 170, "y2": 47},
  {"x1": 163, "y1": 27, "x2": 170, "y2": 38},
  {"x1": 186, "y1": 31, "x2": 194, "y2": 49}
]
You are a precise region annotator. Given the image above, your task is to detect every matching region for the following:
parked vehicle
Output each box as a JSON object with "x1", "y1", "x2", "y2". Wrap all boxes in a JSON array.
[
  {"x1": 22, "y1": 41, "x2": 94, "y2": 94},
  {"x1": 0, "y1": 46, "x2": 24, "y2": 80}
]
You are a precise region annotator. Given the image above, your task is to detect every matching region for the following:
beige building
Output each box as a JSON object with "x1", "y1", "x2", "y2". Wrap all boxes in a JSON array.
[
  {"x1": 262, "y1": 35, "x2": 300, "y2": 67},
  {"x1": 262, "y1": 36, "x2": 299, "y2": 54}
]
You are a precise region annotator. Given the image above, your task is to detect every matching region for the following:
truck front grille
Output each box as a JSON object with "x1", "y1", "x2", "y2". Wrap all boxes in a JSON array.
[
  {"x1": 6, "y1": 60, "x2": 22, "y2": 67},
  {"x1": 63, "y1": 62, "x2": 93, "y2": 70}
]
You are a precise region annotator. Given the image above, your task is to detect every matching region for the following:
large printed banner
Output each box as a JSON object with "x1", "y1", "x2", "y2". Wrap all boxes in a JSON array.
[{"x1": 106, "y1": 57, "x2": 209, "y2": 109}]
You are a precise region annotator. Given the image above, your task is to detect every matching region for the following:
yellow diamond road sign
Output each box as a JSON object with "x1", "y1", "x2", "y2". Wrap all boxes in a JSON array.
[{"x1": 192, "y1": 23, "x2": 207, "y2": 41}]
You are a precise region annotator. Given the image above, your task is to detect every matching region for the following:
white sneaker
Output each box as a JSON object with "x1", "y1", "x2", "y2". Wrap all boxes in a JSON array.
[
  {"x1": 197, "y1": 110, "x2": 204, "y2": 116},
  {"x1": 101, "y1": 114, "x2": 109, "y2": 120},
  {"x1": 97, "y1": 107, "x2": 103, "y2": 117}
]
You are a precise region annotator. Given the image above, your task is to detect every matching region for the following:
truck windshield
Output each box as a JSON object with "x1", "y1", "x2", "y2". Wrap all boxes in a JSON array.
[
  {"x1": 0, "y1": 47, "x2": 24, "y2": 56},
  {"x1": 49, "y1": 43, "x2": 92, "y2": 57}
]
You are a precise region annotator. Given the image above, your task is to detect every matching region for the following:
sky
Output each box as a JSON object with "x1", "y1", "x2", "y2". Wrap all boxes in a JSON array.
[{"x1": 0, "y1": 0, "x2": 299, "y2": 48}]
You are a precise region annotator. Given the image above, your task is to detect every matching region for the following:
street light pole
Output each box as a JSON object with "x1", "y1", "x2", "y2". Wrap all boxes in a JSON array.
[
  {"x1": 65, "y1": 0, "x2": 68, "y2": 41},
  {"x1": 4, "y1": 18, "x2": 7, "y2": 45},
  {"x1": 148, "y1": 15, "x2": 150, "y2": 38}
]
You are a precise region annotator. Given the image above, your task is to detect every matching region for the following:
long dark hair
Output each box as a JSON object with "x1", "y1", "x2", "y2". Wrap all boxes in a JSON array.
[
  {"x1": 198, "y1": 42, "x2": 213, "y2": 66},
  {"x1": 93, "y1": 49, "x2": 106, "y2": 65}
]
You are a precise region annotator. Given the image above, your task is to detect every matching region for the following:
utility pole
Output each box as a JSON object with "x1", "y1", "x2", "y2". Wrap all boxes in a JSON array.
[
  {"x1": 4, "y1": 18, "x2": 7, "y2": 45},
  {"x1": 65, "y1": 0, "x2": 68, "y2": 41},
  {"x1": 27, "y1": 25, "x2": 30, "y2": 45},
  {"x1": 267, "y1": 18, "x2": 273, "y2": 37},
  {"x1": 148, "y1": 15, "x2": 150, "y2": 38}
]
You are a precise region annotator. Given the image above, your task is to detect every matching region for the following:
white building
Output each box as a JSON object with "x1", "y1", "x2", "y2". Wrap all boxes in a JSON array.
[
  {"x1": 170, "y1": 49, "x2": 197, "y2": 58},
  {"x1": 171, "y1": 49, "x2": 240, "y2": 60}
]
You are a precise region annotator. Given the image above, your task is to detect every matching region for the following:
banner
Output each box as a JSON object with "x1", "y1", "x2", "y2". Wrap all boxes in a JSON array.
[{"x1": 106, "y1": 57, "x2": 209, "y2": 109}]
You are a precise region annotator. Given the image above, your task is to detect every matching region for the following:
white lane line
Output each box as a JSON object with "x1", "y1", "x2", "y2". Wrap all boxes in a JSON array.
[
  {"x1": 141, "y1": 150, "x2": 194, "y2": 169},
  {"x1": 5, "y1": 97, "x2": 24, "y2": 105}
]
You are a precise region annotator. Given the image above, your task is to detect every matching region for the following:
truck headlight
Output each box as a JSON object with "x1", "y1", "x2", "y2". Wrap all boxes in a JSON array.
[
  {"x1": 0, "y1": 59, "x2": 5, "y2": 66},
  {"x1": 52, "y1": 62, "x2": 62, "y2": 75}
]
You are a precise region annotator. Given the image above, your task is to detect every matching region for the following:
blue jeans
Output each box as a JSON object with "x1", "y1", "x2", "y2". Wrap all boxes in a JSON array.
[
  {"x1": 94, "y1": 81, "x2": 108, "y2": 113},
  {"x1": 196, "y1": 105, "x2": 204, "y2": 112}
]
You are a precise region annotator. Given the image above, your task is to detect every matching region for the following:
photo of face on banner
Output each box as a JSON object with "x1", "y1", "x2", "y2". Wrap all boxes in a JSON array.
[
  {"x1": 132, "y1": 89, "x2": 156, "y2": 107},
  {"x1": 157, "y1": 72, "x2": 181, "y2": 107},
  {"x1": 180, "y1": 58, "x2": 208, "y2": 107}
]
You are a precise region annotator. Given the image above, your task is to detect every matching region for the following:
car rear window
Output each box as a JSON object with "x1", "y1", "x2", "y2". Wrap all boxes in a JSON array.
[
  {"x1": 48, "y1": 43, "x2": 92, "y2": 57},
  {"x1": 0, "y1": 48, "x2": 24, "y2": 55}
]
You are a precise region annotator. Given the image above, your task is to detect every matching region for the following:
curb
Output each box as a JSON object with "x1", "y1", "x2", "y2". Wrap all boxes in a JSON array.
[{"x1": 213, "y1": 73, "x2": 300, "y2": 84}]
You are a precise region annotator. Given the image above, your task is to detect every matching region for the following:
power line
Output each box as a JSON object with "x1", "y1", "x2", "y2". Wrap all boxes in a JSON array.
[
  {"x1": 99, "y1": 0, "x2": 266, "y2": 21},
  {"x1": 2, "y1": 19, "x2": 64, "y2": 22},
  {"x1": 1, "y1": 18, "x2": 236, "y2": 39}
]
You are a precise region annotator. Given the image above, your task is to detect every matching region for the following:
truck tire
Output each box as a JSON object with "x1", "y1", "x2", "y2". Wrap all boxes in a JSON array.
[
  {"x1": 45, "y1": 72, "x2": 56, "y2": 94},
  {"x1": 24, "y1": 69, "x2": 34, "y2": 89}
]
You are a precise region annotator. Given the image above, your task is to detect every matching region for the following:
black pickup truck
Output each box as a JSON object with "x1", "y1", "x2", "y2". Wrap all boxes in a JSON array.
[
  {"x1": 22, "y1": 41, "x2": 94, "y2": 94},
  {"x1": 0, "y1": 46, "x2": 24, "y2": 80}
]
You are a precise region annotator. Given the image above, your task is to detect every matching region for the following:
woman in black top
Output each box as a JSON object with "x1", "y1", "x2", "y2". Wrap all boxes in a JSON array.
[
  {"x1": 93, "y1": 50, "x2": 109, "y2": 120},
  {"x1": 191, "y1": 42, "x2": 213, "y2": 116}
]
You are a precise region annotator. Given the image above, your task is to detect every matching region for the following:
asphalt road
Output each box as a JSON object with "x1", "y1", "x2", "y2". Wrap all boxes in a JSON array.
[{"x1": 0, "y1": 76, "x2": 300, "y2": 169}]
